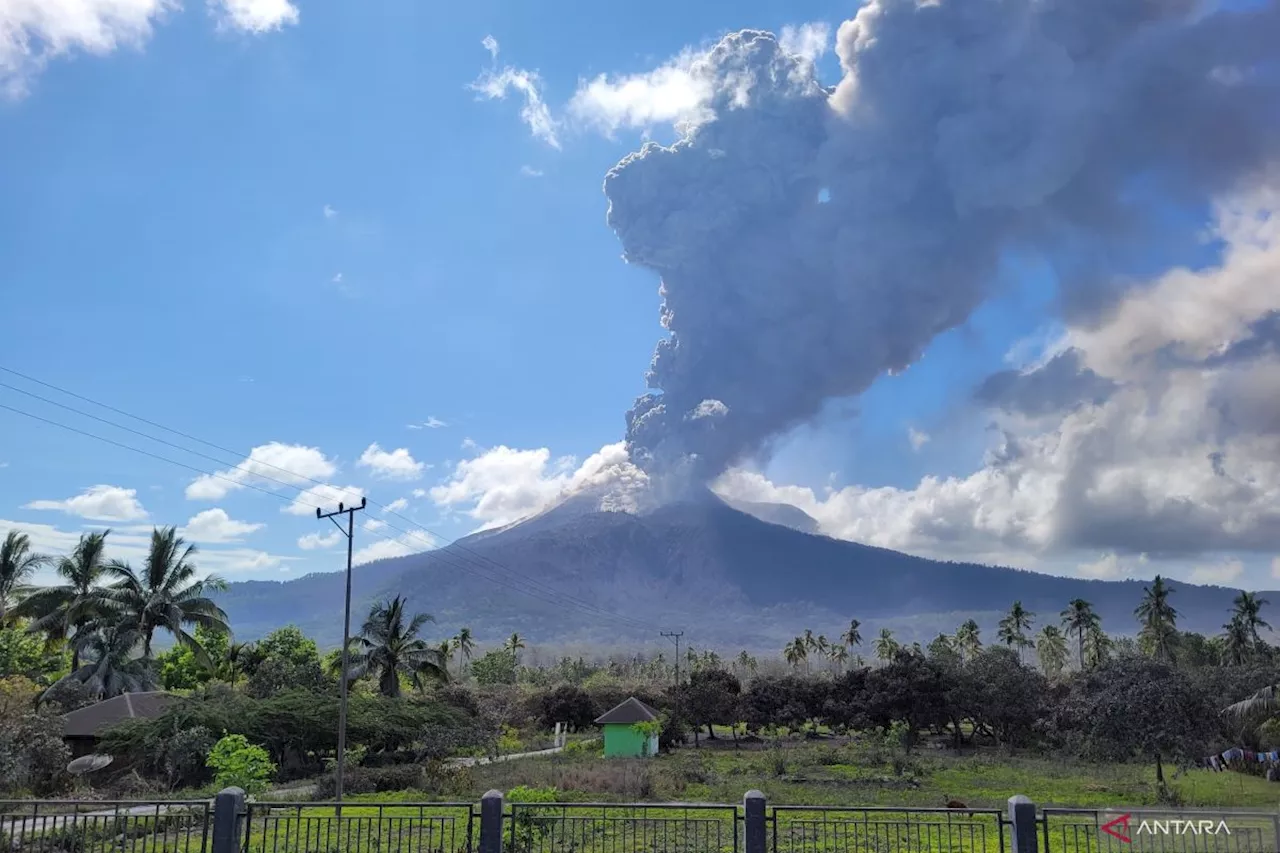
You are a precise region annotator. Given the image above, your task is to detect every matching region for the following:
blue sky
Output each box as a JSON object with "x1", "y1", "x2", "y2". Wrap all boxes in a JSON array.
[{"x1": 3, "y1": 0, "x2": 1279, "y2": 592}]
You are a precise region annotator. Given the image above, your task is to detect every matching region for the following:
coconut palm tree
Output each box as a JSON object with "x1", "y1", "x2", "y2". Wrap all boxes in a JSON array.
[
  {"x1": 0, "y1": 531, "x2": 49, "y2": 624},
  {"x1": 873, "y1": 628, "x2": 899, "y2": 662},
  {"x1": 735, "y1": 650, "x2": 757, "y2": 675},
  {"x1": 1232, "y1": 591, "x2": 1271, "y2": 649},
  {"x1": 1084, "y1": 624, "x2": 1112, "y2": 667},
  {"x1": 1136, "y1": 575, "x2": 1179, "y2": 662},
  {"x1": 504, "y1": 632, "x2": 526, "y2": 665},
  {"x1": 841, "y1": 619, "x2": 862, "y2": 650},
  {"x1": 1061, "y1": 599, "x2": 1100, "y2": 671},
  {"x1": 348, "y1": 596, "x2": 448, "y2": 698},
  {"x1": 91, "y1": 527, "x2": 228, "y2": 659},
  {"x1": 1037, "y1": 625, "x2": 1068, "y2": 678},
  {"x1": 14, "y1": 530, "x2": 111, "y2": 669},
  {"x1": 1223, "y1": 616, "x2": 1253, "y2": 666},
  {"x1": 998, "y1": 601, "x2": 1035, "y2": 663},
  {"x1": 436, "y1": 639, "x2": 455, "y2": 678},
  {"x1": 43, "y1": 623, "x2": 156, "y2": 701},
  {"x1": 783, "y1": 639, "x2": 806, "y2": 670},
  {"x1": 453, "y1": 627, "x2": 476, "y2": 665},
  {"x1": 954, "y1": 620, "x2": 982, "y2": 661},
  {"x1": 830, "y1": 644, "x2": 849, "y2": 674}
]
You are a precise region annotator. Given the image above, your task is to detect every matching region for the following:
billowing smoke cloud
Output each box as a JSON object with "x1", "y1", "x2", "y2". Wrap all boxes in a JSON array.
[{"x1": 605, "y1": 0, "x2": 1280, "y2": 487}]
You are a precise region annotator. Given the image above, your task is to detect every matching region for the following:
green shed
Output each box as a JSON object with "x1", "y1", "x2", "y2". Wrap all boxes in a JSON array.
[{"x1": 595, "y1": 697, "x2": 660, "y2": 758}]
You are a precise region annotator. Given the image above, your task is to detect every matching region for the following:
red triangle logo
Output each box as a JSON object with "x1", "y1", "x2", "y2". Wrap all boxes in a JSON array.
[{"x1": 1101, "y1": 813, "x2": 1132, "y2": 844}]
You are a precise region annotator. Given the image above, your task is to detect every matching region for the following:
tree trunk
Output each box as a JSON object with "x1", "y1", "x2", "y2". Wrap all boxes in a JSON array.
[
  {"x1": 1155, "y1": 751, "x2": 1165, "y2": 787},
  {"x1": 707, "y1": 724, "x2": 716, "y2": 740}
]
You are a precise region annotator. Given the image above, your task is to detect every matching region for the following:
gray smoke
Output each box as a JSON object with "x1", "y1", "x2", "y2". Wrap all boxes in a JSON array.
[{"x1": 603, "y1": 0, "x2": 1280, "y2": 487}]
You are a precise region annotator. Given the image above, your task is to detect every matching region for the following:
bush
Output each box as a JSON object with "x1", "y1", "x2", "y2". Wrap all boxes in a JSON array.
[
  {"x1": 162, "y1": 726, "x2": 216, "y2": 790},
  {"x1": 206, "y1": 734, "x2": 275, "y2": 796},
  {"x1": 313, "y1": 764, "x2": 427, "y2": 798},
  {"x1": 0, "y1": 711, "x2": 70, "y2": 796},
  {"x1": 39, "y1": 679, "x2": 96, "y2": 714}
]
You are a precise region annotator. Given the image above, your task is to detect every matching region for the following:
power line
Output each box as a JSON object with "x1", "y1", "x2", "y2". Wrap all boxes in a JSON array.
[
  {"x1": 0, "y1": 393, "x2": 669, "y2": 633},
  {"x1": 0, "y1": 366, "x2": 672, "y2": 633}
]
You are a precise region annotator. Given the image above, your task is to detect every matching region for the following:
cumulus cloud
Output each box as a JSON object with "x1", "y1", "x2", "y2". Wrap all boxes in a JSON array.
[
  {"x1": 358, "y1": 443, "x2": 426, "y2": 480},
  {"x1": 180, "y1": 508, "x2": 263, "y2": 543},
  {"x1": 210, "y1": 0, "x2": 299, "y2": 34},
  {"x1": 297, "y1": 531, "x2": 340, "y2": 550},
  {"x1": 907, "y1": 428, "x2": 930, "y2": 451},
  {"x1": 1190, "y1": 559, "x2": 1245, "y2": 586},
  {"x1": 185, "y1": 442, "x2": 337, "y2": 501},
  {"x1": 567, "y1": 47, "x2": 715, "y2": 136},
  {"x1": 470, "y1": 37, "x2": 560, "y2": 149},
  {"x1": 383, "y1": 498, "x2": 408, "y2": 513},
  {"x1": 431, "y1": 441, "x2": 649, "y2": 530},
  {"x1": 778, "y1": 22, "x2": 830, "y2": 64},
  {"x1": 200, "y1": 548, "x2": 290, "y2": 574},
  {"x1": 352, "y1": 538, "x2": 414, "y2": 566},
  {"x1": 406, "y1": 416, "x2": 447, "y2": 430},
  {"x1": 363, "y1": 518, "x2": 387, "y2": 532},
  {"x1": 0, "y1": 0, "x2": 172, "y2": 97},
  {"x1": 25, "y1": 485, "x2": 147, "y2": 522}
]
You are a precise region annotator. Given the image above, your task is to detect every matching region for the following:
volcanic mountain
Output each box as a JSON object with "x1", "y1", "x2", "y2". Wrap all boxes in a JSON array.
[{"x1": 214, "y1": 491, "x2": 1264, "y2": 651}]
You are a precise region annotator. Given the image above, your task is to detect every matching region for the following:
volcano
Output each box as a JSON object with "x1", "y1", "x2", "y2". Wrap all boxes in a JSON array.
[{"x1": 213, "y1": 491, "x2": 1266, "y2": 651}]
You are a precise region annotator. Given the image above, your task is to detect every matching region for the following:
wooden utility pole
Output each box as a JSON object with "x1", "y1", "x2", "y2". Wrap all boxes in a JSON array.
[
  {"x1": 315, "y1": 497, "x2": 367, "y2": 811},
  {"x1": 661, "y1": 631, "x2": 684, "y2": 686}
]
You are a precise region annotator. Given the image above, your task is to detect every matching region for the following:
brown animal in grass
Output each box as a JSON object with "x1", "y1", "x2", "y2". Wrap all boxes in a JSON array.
[{"x1": 946, "y1": 799, "x2": 967, "y2": 809}]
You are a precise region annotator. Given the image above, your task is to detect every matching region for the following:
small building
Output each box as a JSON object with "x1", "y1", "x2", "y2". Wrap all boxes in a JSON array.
[
  {"x1": 595, "y1": 697, "x2": 660, "y2": 758},
  {"x1": 62, "y1": 691, "x2": 177, "y2": 758}
]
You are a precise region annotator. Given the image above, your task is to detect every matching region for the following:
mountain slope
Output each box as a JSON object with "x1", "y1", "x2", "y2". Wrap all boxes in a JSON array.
[{"x1": 214, "y1": 494, "x2": 1266, "y2": 649}]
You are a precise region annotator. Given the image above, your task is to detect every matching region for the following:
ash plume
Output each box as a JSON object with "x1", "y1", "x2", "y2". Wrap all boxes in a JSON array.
[{"x1": 604, "y1": 0, "x2": 1280, "y2": 488}]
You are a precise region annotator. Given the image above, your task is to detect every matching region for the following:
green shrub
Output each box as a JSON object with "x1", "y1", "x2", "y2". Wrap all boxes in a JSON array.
[
  {"x1": 206, "y1": 734, "x2": 275, "y2": 796},
  {"x1": 314, "y1": 764, "x2": 425, "y2": 798},
  {"x1": 507, "y1": 785, "x2": 558, "y2": 853}
]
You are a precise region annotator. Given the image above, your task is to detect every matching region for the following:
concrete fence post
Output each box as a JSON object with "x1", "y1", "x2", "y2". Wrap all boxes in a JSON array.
[
  {"x1": 479, "y1": 789, "x2": 504, "y2": 853},
  {"x1": 744, "y1": 790, "x2": 767, "y2": 853},
  {"x1": 212, "y1": 787, "x2": 246, "y2": 853},
  {"x1": 1008, "y1": 794, "x2": 1038, "y2": 853}
]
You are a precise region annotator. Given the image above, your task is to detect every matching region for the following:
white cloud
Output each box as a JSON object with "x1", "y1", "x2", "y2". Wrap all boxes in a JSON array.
[
  {"x1": 1190, "y1": 559, "x2": 1245, "y2": 586},
  {"x1": 1077, "y1": 553, "x2": 1125, "y2": 579},
  {"x1": 331, "y1": 272, "x2": 343, "y2": 284},
  {"x1": 180, "y1": 508, "x2": 263, "y2": 543},
  {"x1": 202, "y1": 548, "x2": 287, "y2": 573},
  {"x1": 1272, "y1": 556, "x2": 1280, "y2": 580},
  {"x1": 411, "y1": 488, "x2": 426, "y2": 499},
  {"x1": 778, "y1": 22, "x2": 830, "y2": 64},
  {"x1": 353, "y1": 537, "x2": 416, "y2": 566},
  {"x1": 688, "y1": 399, "x2": 729, "y2": 420},
  {"x1": 567, "y1": 47, "x2": 713, "y2": 136},
  {"x1": 323, "y1": 204, "x2": 337, "y2": 219},
  {"x1": 283, "y1": 483, "x2": 365, "y2": 516},
  {"x1": 406, "y1": 416, "x2": 447, "y2": 430},
  {"x1": 0, "y1": 0, "x2": 171, "y2": 98},
  {"x1": 363, "y1": 518, "x2": 387, "y2": 532},
  {"x1": 0, "y1": 518, "x2": 151, "y2": 583},
  {"x1": 25, "y1": 485, "x2": 147, "y2": 522},
  {"x1": 297, "y1": 531, "x2": 340, "y2": 550},
  {"x1": 482, "y1": 34, "x2": 498, "y2": 61},
  {"x1": 431, "y1": 441, "x2": 649, "y2": 530},
  {"x1": 471, "y1": 47, "x2": 560, "y2": 149},
  {"x1": 907, "y1": 428, "x2": 930, "y2": 451},
  {"x1": 358, "y1": 443, "x2": 426, "y2": 481},
  {"x1": 383, "y1": 498, "x2": 408, "y2": 513},
  {"x1": 520, "y1": 165, "x2": 544, "y2": 178},
  {"x1": 210, "y1": 0, "x2": 299, "y2": 34},
  {"x1": 185, "y1": 442, "x2": 337, "y2": 501}
]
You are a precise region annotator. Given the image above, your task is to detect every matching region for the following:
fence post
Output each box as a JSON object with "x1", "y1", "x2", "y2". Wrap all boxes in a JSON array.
[
  {"x1": 744, "y1": 790, "x2": 766, "y2": 853},
  {"x1": 479, "y1": 789, "x2": 504, "y2": 853},
  {"x1": 212, "y1": 787, "x2": 245, "y2": 853},
  {"x1": 1007, "y1": 795, "x2": 1038, "y2": 853}
]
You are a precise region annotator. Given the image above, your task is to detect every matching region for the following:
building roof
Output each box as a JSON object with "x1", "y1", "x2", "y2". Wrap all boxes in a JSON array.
[
  {"x1": 63, "y1": 692, "x2": 178, "y2": 739},
  {"x1": 594, "y1": 697, "x2": 660, "y2": 726}
]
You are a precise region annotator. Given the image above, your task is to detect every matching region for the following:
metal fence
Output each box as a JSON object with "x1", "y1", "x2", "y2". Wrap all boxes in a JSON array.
[
  {"x1": 770, "y1": 805, "x2": 1010, "y2": 853},
  {"x1": 505, "y1": 802, "x2": 739, "y2": 853},
  {"x1": 242, "y1": 802, "x2": 476, "y2": 853},
  {"x1": 0, "y1": 799, "x2": 212, "y2": 853},
  {"x1": 1040, "y1": 807, "x2": 1280, "y2": 853}
]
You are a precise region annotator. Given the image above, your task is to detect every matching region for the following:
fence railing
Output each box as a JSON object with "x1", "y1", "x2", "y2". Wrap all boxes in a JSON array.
[
  {"x1": 770, "y1": 805, "x2": 1010, "y2": 853},
  {"x1": 0, "y1": 799, "x2": 212, "y2": 853},
  {"x1": 7, "y1": 790, "x2": 1280, "y2": 853},
  {"x1": 1040, "y1": 807, "x2": 1280, "y2": 853}
]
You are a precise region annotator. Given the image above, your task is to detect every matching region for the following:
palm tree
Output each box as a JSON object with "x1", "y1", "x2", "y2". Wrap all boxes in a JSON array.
[
  {"x1": 998, "y1": 601, "x2": 1035, "y2": 663},
  {"x1": 1136, "y1": 575, "x2": 1179, "y2": 662},
  {"x1": 348, "y1": 596, "x2": 447, "y2": 698},
  {"x1": 830, "y1": 644, "x2": 849, "y2": 674},
  {"x1": 0, "y1": 531, "x2": 49, "y2": 623},
  {"x1": 1061, "y1": 599, "x2": 1100, "y2": 671},
  {"x1": 1233, "y1": 591, "x2": 1271, "y2": 649},
  {"x1": 1222, "y1": 616, "x2": 1252, "y2": 666},
  {"x1": 841, "y1": 619, "x2": 862, "y2": 650},
  {"x1": 802, "y1": 629, "x2": 817, "y2": 672},
  {"x1": 14, "y1": 530, "x2": 111, "y2": 669},
  {"x1": 453, "y1": 627, "x2": 476, "y2": 665},
  {"x1": 1037, "y1": 625, "x2": 1068, "y2": 678},
  {"x1": 955, "y1": 620, "x2": 981, "y2": 661},
  {"x1": 436, "y1": 639, "x2": 455, "y2": 678},
  {"x1": 92, "y1": 527, "x2": 228, "y2": 659},
  {"x1": 783, "y1": 639, "x2": 806, "y2": 670},
  {"x1": 505, "y1": 632, "x2": 526, "y2": 665},
  {"x1": 735, "y1": 650, "x2": 757, "y2": 675},
  {"x1": 873, "y1": 628, "x2": 899, "y2": 662},
  {"x1": 43, "y1": 623, "x2": 156, "y2": 701},
  {"x1": 1085, "y1": 624, "x2": 1112, "y2": 667}
]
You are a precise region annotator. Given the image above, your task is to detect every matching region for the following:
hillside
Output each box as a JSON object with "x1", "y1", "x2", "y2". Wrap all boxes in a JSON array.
[{"x1": 213, "y1": 493, "x2": 1267, "y2": 650}]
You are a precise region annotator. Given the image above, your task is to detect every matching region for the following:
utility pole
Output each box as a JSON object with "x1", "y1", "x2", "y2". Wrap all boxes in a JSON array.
[
  {"x1": 661, "y1": 631, "x2": 684, "y2": 686},
  {"x1": 315, "y1": 497, "x2": 367, "y2": 812}
]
